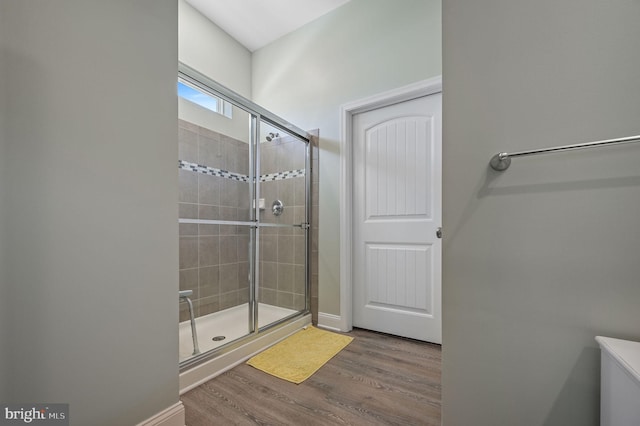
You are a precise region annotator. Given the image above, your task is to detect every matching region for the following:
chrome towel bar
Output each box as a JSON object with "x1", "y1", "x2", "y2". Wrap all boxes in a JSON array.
[{"x1": 489, "y1": 134, "x2": 640, "y2": 171}]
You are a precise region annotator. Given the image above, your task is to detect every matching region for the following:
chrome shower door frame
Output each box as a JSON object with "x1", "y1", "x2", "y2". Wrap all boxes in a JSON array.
[{"x1": 178, "y1": 62, "x2": 312, "y2": 370}]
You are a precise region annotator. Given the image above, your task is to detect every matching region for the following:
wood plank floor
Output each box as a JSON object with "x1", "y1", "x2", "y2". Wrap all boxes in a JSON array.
[{"x1": 181, "y1": 328, "x2": 441, "y2": 425}]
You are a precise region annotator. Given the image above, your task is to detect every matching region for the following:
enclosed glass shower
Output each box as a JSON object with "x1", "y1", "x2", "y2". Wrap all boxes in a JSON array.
[{"x1": 177, "y1": 63, "x2": 312, "y2": 368}]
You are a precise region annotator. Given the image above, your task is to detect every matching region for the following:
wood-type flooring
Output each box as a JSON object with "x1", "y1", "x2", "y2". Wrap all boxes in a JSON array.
[{"x1": 181, "y1": 328, "x2": 441, "y2": 425}]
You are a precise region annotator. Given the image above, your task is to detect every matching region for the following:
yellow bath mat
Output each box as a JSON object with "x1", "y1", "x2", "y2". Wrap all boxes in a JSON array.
[{"x1": 246, "y1": 326, "x2": 353, "y2": 384}]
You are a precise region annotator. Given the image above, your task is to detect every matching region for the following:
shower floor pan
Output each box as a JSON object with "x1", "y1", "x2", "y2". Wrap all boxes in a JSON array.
[
  {"x1": 179, "y1": 303, "x2": 311, "y2": 393},
  {"x1": 179, "y1": 303, "x2": 297, "y2": 363}
]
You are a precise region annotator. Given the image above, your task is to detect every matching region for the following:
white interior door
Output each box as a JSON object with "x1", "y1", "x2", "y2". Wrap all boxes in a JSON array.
[{"x1": 352, "y1": 93, "x2": 442, "y2": 343}]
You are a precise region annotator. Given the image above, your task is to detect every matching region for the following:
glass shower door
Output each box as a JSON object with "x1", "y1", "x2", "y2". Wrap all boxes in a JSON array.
[
  {"x1": 178, "y1": 98, "x2": 255, "y2": 363},
  {"x1": 256, "y1": 120, "x2": 310, "y2": 330},
  {"x1": 178, "y1": 62, "x2": 311, "y2": 369}
]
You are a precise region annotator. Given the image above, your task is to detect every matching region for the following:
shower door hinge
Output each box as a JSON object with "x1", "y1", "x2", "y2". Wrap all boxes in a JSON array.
[{"x1": 299, "y1": 222, "x2": 310, "y2": 230}]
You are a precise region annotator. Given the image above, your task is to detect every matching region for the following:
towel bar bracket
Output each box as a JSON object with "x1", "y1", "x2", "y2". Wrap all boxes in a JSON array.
[{"x1": 489, "y1": 153, "x2": 511, "y2": 171}]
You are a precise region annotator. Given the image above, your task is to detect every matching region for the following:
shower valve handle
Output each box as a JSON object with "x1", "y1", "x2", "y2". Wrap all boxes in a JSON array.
[{"x1": 272, "y1": 200, "x2": 284, "y2": 216}]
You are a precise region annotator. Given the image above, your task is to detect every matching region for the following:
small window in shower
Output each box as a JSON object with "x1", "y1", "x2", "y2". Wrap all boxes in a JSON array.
[{"x1": 177, "y1": 79, "x2": 232, "y2": 118}]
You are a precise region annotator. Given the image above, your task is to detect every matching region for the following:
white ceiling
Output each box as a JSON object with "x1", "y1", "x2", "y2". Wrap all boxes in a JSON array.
[{"x1": 185, "y1": 0, "x2": 351, "y2": 52}]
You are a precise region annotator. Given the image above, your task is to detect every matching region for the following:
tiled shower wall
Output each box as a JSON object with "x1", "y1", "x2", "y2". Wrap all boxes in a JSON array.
[
  {"x1": 178, "y1": 119, "x2": 250, "y2": 321},
  {"x1": 258, "y1": 135, "x2": 307, "y2": 313},
  {"x1": 178, "y1": 119, "x2": 319, "y2": 324}
]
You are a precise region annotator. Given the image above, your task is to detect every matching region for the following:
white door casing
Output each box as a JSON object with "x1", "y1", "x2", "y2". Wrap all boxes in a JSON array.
[{"x1": 337, "y1": 78, "x2": 442, "y2": 342}]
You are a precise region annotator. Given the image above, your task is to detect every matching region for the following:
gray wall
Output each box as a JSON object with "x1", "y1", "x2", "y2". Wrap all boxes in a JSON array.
[
  {"x1": 252, "y1": 0, "x2": 441, "y2": 316},
  {"x1": 443, "y1": 1, "x2": 640, "y2": 424},
  {"x1": 0, "y1": 1, "x2": 179, "y2": 424},
  {"x1": 0, "y1": 2, "x2": 8, "y2": 398}
]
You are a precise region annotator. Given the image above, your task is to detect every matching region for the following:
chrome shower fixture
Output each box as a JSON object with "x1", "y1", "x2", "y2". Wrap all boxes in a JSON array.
[{"x1": 266, "y1": 132, "x2": 279, "y2": 141}]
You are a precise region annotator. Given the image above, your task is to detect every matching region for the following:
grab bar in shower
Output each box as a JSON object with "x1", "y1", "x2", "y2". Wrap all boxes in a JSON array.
[
  {"x1": 179, "y1": 290, "x2": 200, "y2": 356},
  {"x1": 489, "y1": 134, "x2": 640, "y2": 171}
]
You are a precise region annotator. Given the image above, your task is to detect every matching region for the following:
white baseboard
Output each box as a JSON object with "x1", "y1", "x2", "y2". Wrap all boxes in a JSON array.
[
  {"x1": 317, "y1": 312, "x2": 346, "y2": 332},
  {"x1": 136, "y1": 401, "x2": 185, "y2": 426}
]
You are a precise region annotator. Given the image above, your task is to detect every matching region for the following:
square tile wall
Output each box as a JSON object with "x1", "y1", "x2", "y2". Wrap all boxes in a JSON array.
[
  {"x1": 178, "y1": 119, "x2": 250, "y2": 322},
  {"x1": 258, "y1": 132, "x2": 318, "y2": 324},
  {"x1": 178, "y1": 120, "x2": 319, "y2": 325}
]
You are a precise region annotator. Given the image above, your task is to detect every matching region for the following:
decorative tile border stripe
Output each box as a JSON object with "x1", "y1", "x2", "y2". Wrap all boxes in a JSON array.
[
  {"x1": 179, "y1": 160, "x2": 304, "y2": 182},
  {"x1": 179, "y1": 160, "x2": 248, "y2": 182},
  {"x1": 260, "y1": 169, "x2": 306, "y2": 181}
]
